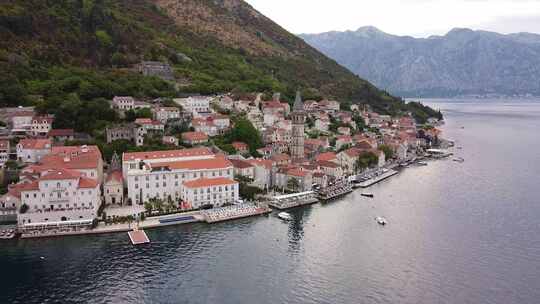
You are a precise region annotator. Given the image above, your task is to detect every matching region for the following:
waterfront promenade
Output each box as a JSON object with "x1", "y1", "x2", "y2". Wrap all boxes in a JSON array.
[
  {"x1": 20, "y1": 210, "x2": 205, "y2": 239},
  {"x1": 358, "y1": 169, "x2": 399, "y2": 188}
]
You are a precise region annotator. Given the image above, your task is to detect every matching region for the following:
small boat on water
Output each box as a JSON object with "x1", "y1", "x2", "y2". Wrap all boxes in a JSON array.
[
  {"x1": 417, "y1": 161, "x2": 428, "y2": 166},
  {"x1": 278, "y1": 212, "x2": 292, "y2": 221},
  {"x1": 453, "y1": 157, "x2": 465, "y2": 163},
  {"x1": 375, "y1": 217, "x2": 388, "y2": 226},
  {"x1": 361, "y1": 193, "x2": 374, "y2": 198},
  {"x1": 351, "y1": 181, "x2": 362, "y2": 189}
]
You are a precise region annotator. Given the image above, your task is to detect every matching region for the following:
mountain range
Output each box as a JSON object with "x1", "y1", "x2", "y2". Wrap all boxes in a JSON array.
[
  {"x1": 300, "y1": 27, "x2": 540, "y2": 97},
  {"x1": 0, "y1": 0, "x2": 438, "y2": 120}
]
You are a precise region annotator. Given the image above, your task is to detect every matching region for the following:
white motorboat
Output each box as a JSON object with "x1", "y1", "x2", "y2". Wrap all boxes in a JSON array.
[
  {"x1": 417, "y1": 161, "x2": 428, "y2": 166},
  {"x1": 278, "y1": 212, "x2": 292, "y2": 221},
  {"x1": 375, "y1": 217, "x2": 388, "y2": 225}
]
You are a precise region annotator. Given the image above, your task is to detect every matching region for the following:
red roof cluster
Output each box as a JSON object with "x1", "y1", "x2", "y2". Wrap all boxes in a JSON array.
[
  {"x1": 106, "y1": 170, "x2": 123, "y2": 183},
  {"x1": 152, "y1": 157, "x2": 232, "y2": 170},
  {"x1": 181, "y1": 131, "x2": 208, "y2": 142},
  {"x1": 232, "y1": 141, "x2": 248, "y2": 151},
  {"x1": 230, "y1": 159, "x2": 254, "y2": 169},
  {"x1": 183, "y1": 177, "x2": 237, "y2": 188},
  {"x1": 123, "y1": 147, "x2": 212, "y2": 161},
  {"x1": 48, "y1": 129, "x2": 74, "y2": 137},
  {"x1": 315, "y1": 152, "x2": 337, "y2": 162},
  {"x1": 18, "y1": 138, "x2": 52, "y2": 150}
]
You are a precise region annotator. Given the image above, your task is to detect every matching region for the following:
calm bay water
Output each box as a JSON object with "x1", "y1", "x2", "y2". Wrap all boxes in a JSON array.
[{"x1": 1, "y1": 100, "x2": 540, "y2": 304}]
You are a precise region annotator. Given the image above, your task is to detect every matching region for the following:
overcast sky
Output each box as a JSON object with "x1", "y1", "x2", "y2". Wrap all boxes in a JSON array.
[{"x1": 244, "y1": 0, "x2": 540, "y2": 37}]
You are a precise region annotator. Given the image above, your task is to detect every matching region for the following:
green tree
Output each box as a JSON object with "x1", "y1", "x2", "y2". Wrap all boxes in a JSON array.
[
  {"x1": 354, "y1": 152, "x2": 378, "y2": 173},
  {"x1": 353, "y1": 114, "x2": 366, "y2": 131},
  {"x1": 144, "y1": 202, "x2": 153, "y2": 215},
  {"x1": 378, "y1": 144, "x2": 394, "y2": 160},
  {"x1": 228, "y1": 118, "x2": 263, "y2": 154},
  {"x1": 125, "y1": 108, "x2": 152, "y2": 122},
  {"x1": 287, "y1": 178, "x2": 300, "y2": 192}
]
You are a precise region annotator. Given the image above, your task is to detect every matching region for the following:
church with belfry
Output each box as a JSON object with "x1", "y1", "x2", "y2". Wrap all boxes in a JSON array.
[{"x1": 290, "y1": 91, "x2": 306, "y2": 161}]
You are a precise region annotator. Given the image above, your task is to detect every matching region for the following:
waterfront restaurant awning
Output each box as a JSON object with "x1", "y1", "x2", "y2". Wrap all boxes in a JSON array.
[
  {"x1": 273, "y1": 191, "x2": 315, "y2": 200},
  {"x1": 21, "y1": 219, "x2": 93, "y2": 228},
  {"x1": 426, "y1": 149, "x2": 447, "y2": 154}
]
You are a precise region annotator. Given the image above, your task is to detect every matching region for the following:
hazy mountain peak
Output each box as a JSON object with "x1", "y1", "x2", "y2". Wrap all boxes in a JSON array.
[
  {"x1": 355, "y1": 26, "x2": 389, "y2": 38},
  {"x1": 301, "y1": 27, "x2": 540, "y2": 97},
  {"x1": 446, "y1": 27, "x2": 475, "y2": 36},
  {"x1": 356, "y1": 26, "x2": 383, "y2": 34}
]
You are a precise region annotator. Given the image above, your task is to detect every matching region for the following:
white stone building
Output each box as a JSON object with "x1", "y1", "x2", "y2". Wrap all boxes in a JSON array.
[
  {"x1": 123, "y1": 148, "x2": 236, "y2": 207},
  {"x1": 247, "y1": 159, "x2": 273, "y2": 190},
  {"x1": 153, "y1": 107, "x2": 180, "y2": 123},
  {"x1": 104, "y1": 171, "x2": 123, "y2": 206},
  {"x1": 192, "y1": 118, "x2": 218, "y2": 137},
  {"x1": 0, "y1": 140, "x2": 10, "y2": 165},
  {"x1": 30, "y1": 115, "x2": 54, "y2": 137},
  {"x1": 174, "y1": 96, "x2": 211, "y2": 116},
  {"x1": 10, "y1": 111, "x2": 34, "y2": 134},
  {"x1": 111, "y1": 96, "x2": 135, "y2": 111},
  {"x1": 230, "y1": 159, "x2": 255, "y2": 180},
  {"x1": 23, "y1": 145, "x2": 104, "y2": 183},
  {"x1": 17, "y1": 168, "x2": 101, "y2": 226},
  {"x1": 181, "y1": 177, "x2": 239, "y2": 209},
  {"x1": 16, "y1": 139, "x2": 52, "y2": 163}
]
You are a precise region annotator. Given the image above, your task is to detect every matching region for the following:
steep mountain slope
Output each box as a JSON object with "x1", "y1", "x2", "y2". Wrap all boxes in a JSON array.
[
  {"x1": 0, "y1": 0, "x2": 421, "y2": 115},
  {"x1": 300, "y1": 27, "x2": 540, "y2": 97}
]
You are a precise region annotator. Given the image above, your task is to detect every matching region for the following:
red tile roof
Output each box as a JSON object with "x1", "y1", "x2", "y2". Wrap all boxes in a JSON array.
[
  {"x1": 181, "y1": 131, "x2": 208, "y2": 142},
  {"x1": 78, "y1": 177, "x2": 99, "y2": 188},
  {"x1": 287, "y1": 168, "x2": 308, "y2": 178},
  {"x1": 344, "y1": 147, "x2": 382, "y2": 158},
  {"x1": 317, "y1": 160, "x2": 340, "y2": 168},
  {"x1": 230, "y1": 159, "x2": 254, "y2": 169},
  {"x1": 51, "y1": 145, "x2": 102, "y2": 158},
  {"x1": 106, "y1": 170, "x2": 123, "y2": 183},
  {"x1": 123, "y1": 147, "x2": 212, "y2": 161},
  {"x1": 183, "y1": 177, "x2": 237, "y2": 188},
  {"x1": 16, "y1": 180, "x2": 39, "y2": 191},
  {"x1": 271, "y1": 153, "x2": 290, "y2": 162},
  {"x1": 152, "y1": 157, "x2": 232, "y2": 170},
  {"x1": 315, "y1": 152, "x2": 337, "y2": 162},
  {"x1": 18, "y1": 139, "x2": 52, "y2": 150},
  {"x1": 232, "y1": 142, "x2": 248, "y2": 151},
  {"x1": 11, "y1": 111, "x2": 34, "y2": 117},
  {"x1": 48, "y1": 129, "x2": 74, "y2": 137},
  {"x1": 0, "y1": 140, "x2": 9, "y2": 150},
  {"x1": 40, "y1": 168, "x2": 82, "y2": 181},
  {"x1": 355, "y1": 140, "x2": 375, "y2": 150},
  {"x1": 135, "y1": 118, "x2": 162, "y2": 126},
  {"x1": 336, "y1": 135, "x2": 352, "y2": 141},
  {"x1": 192, "y1": 118, "x2": 215, "y2": 127},
  {"x1": 247, "y1": 158, "x2": 272, "y2": 170}
]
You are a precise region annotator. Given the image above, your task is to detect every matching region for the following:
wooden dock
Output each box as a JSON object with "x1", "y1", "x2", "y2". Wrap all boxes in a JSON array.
[
  {"x1": 358, "y1": 169, "x2": 398, "y2": 188},
  {"x1": 128, "y1": 229, "x2": 150, "y2": 245}
]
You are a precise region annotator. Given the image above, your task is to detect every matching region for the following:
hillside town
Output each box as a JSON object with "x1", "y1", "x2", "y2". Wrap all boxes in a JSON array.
[{"x1": 0, "y1": 91, "x2": 445, "y2": 240}]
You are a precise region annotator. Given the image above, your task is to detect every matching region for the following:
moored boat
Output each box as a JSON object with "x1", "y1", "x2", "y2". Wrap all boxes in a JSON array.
[
  {"x1": 375, "y1": 217, "x2": 387, "y2": 225},
  {"x1": 278, "y1": 212, "x2": 292, "y2": 221},
  {"x1": 361, "y1": 193, "x2": 374, "y2": 198}
]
